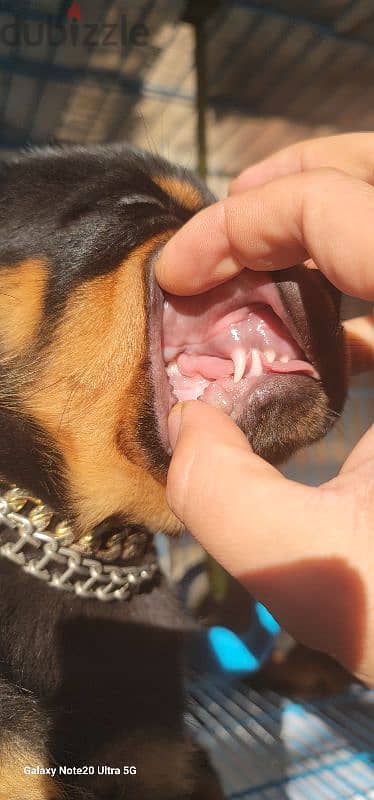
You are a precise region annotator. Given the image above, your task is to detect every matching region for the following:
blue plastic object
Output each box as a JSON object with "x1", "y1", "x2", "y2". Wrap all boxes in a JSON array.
[{"x1": 188, "y1": 602, "x2": 281, "y2": 679}]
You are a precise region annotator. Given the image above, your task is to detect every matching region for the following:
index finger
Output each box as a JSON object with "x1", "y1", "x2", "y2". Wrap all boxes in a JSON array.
[
  {"x1": 155, "y1": 167, "x2": 374, "y2": 301},
  {"x1": 230, "y1": 132, "x2": 374, "y2": 194}
]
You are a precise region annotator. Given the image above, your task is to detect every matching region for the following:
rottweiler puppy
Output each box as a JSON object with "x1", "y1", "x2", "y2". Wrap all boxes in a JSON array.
[{"x1": 0, "y1": 144, "x2": 347, "y2": 800}]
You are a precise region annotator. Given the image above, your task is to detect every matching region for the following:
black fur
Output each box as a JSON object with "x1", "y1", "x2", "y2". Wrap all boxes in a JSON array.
[
  {"x1": 0, "y1": 557, "x2": 221, "y2": 799},
  {"x1": 0, "y1": 145, "x2": 211, "y2": 301},
  {"x1": 0, "y1": 144, "x2": 223, "y2": 800}
]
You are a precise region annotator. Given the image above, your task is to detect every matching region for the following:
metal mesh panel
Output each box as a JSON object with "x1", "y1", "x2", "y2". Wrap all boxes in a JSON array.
[
  {"x1": 186, "y1": 677, "x2": 374, "y2": 798},
  {"x1": 0, "y1": 2, "x2": 374, "y2": 167}
]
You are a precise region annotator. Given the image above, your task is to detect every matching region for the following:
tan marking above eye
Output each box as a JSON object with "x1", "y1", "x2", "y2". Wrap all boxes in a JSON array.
[
  {"x1": 153, "y1": 175, "x2": 204, "y2": 212},
  {"x1": 0, "y1": 259, "x2": 48, "y2": 355}
]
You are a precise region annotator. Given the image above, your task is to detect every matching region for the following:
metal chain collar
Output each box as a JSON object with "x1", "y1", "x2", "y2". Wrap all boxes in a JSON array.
[{"x1": 0, "y1": 485, "x2": 160, "y2": 602}]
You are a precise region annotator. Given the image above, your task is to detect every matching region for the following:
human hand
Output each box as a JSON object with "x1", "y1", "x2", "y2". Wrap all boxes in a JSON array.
[{"x1": 156, "y1": 133, "x2": 374, "y2": 684}]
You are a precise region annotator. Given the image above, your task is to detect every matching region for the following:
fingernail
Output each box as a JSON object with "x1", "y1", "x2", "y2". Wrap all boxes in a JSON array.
[
  {"x1": 168, "y1": 403, "x2": 183, "y2": 450},
  {"x1": 250, "y1": 257, "x2": 275, "y2": 269},
  {"x1": 212, "y1": 256, "x2": 241, "y2": 284}
]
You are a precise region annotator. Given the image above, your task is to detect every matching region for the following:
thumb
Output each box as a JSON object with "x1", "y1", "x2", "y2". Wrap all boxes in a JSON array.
[
  {"x1": 166, "y1": 402, "x2": 363, "y2": 673},
  {"x1": 167, "y1": 400, "x2": 338, "y2": 573}
]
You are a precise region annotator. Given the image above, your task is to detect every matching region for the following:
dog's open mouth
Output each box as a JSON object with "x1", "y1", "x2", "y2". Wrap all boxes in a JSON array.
[
  {"x1": 161, "y1": 270, "x2": 319, "y2": 416},
  {"x1": 150, "y1": 259, "x2": 345, "y2": 465}
]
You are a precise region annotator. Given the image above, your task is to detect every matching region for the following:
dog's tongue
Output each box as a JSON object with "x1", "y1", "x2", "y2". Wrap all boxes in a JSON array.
[{"x1": 162, "y1": 271, "x2": 318, "y2": 407}]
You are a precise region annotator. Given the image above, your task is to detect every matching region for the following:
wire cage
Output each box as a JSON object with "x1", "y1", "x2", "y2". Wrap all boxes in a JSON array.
[{"x1": 186, "y1": 676, "x2": 374, "y2": 798}]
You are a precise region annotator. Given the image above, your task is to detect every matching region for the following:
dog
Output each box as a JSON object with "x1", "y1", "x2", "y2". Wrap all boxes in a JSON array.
[{"x1": 0, "y1": 143, "x2": 347, "y2": 800}]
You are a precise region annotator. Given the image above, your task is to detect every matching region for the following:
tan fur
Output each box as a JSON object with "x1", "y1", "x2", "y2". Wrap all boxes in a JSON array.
[
  {"x1": 153, "y1": 175, "x2": 204, "y2": 212},
  {"x1": 23, "y1": 233, "x2": 181, "y2": 535},
  {"x1": 0, "y1": 260, "x2": 47, "y2": 354},
  {"x1": 0, "y1": 748, "x2": 62, "y2": 800}
]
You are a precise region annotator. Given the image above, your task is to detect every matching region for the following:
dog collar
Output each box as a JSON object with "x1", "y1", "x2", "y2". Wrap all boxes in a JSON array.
[{"x1": 0, "y1": 485, "x2": 160, "y2": 602}]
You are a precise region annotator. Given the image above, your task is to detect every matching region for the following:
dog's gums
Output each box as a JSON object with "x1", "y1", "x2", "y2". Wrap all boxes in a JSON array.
[{"x1": 162, "y1": 270, "x2": 319, "y2": 416}]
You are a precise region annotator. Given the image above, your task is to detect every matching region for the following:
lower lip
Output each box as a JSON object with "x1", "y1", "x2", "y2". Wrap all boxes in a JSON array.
[{"x1": 165, "y1": 361, "x2": 318, "y2": 415}]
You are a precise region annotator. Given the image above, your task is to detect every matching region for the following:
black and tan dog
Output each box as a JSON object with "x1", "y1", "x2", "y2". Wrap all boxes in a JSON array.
[{"x1": 0, "y1": 144, "x2": 347, "y2": 800}]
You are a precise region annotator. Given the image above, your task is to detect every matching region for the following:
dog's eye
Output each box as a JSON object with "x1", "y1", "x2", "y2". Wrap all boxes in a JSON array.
[
  {"x1": 118, "y1": 194, "x2": 165, "y2": 211},
  {"x1": 62, "y1": 192, "x2": 167, "y2": 227}
]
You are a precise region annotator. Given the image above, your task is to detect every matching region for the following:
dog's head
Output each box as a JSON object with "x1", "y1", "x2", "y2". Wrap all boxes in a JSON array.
[{"x1": 0, "y1": 145, "x2": 347, "y2": 537}]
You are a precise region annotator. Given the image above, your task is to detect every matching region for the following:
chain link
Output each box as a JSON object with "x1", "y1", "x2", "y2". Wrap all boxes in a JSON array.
[{"x1": 0, "y1": 487, "x2": 159, "y2": 602}]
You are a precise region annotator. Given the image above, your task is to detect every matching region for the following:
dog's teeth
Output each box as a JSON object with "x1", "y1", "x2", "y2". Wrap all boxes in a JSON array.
[
  {"x1": 166, "y1": 362, "x2": 179, "y2": 376},
  {"x1": 232, "y1": 348, "x2": 247, "y2": 383},
  {"x1": 264, "y1": 349, "x2": 276, "y2": 364},
  {"x1": 249, "y1": 348, "x2": 263, "y2": 376},
  {"x1": 280, "y1": 354, "x2": 290, "y2": 363}
]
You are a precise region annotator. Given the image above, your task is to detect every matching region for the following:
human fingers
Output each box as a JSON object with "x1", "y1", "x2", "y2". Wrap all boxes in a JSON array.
[
  {"x1": 166, "y1": 401, "x2": 365, "y2": 675},
  {"x1": 229, "y1": 132, "x2": 374, "y2": 194},
  {"x1": 156, "y1": 168, "x2": 374, "y2": 300}
]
